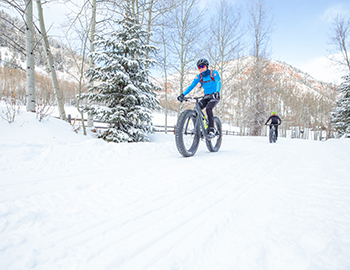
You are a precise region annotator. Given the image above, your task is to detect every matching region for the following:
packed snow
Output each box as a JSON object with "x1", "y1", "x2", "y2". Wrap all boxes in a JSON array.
[{"x1": 1, "y1": 106, "x2": 350, "y2": 270}]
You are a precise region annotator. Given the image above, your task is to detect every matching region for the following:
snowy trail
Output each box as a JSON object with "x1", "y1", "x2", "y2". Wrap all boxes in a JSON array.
[{"x1": 1, "y1": 122, "x2": 350, "y2": 270}]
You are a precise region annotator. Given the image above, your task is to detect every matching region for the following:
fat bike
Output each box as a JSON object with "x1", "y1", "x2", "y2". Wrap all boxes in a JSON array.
[
  {"x1": 266, "y1": 124, "x2": 278, "y2": 143},
  {"x1": 175, "y1": 96, "x2": 222, "y2": 157}
]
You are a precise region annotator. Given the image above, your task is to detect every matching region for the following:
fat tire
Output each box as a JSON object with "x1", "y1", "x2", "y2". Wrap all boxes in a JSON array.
[
  {"x1": 175, "y1": 110, "x2": 200, "y2": 157},
  {"x1": 205, "y1": 116, "x2": 222, "y2": 152},
  {"x1": 269, "y1": 126, "x2": 277, "y2": 143}
]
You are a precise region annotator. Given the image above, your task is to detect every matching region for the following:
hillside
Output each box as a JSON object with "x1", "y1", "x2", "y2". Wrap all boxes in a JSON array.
[
  {"x1": 0, "y1": 10, "x2": 86, "y2": 105},
  {"x1": 154, "y1": 56, "x2": 336, "y2": 100},
  {"x1": 0, "y1": 10, "x2": 81, "y2": 78}
]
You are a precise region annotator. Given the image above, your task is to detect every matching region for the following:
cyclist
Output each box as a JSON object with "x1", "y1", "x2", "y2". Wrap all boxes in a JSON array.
[
  {"x1": 265, "y1": 111, "x2": 282, "y2": 139},
  {"x1": 177, "y1": 59, "x2": 221, "y2": 139}
]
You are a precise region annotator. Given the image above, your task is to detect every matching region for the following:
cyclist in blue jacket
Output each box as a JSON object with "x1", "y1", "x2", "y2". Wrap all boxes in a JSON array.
[{"x1": 177, "y1": 59, "x2": 221, "y2": 139}]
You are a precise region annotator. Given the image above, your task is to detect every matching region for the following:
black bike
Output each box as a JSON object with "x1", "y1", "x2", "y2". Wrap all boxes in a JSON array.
[
  {"x1": 266, "y1": 124, "x2": 278, "y2": 143},
  {"x1": 175, "y1": 96, "x2": 222, "y2": 157}
]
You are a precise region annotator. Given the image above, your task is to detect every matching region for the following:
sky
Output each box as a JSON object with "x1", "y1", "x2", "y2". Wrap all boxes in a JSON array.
[
  {"x1": 1, "y1": 105, "x2": 350, "y2": 269},
  {"x1": 2, "y1": 0, "x2": 350, "y2": 84},
  {"x1": 236, "y1": 0, "x2": 350, "y2": 84}
]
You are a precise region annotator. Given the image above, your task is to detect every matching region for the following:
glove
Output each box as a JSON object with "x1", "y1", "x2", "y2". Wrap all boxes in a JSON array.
[
  {"x1": 212, "y1": 92, "x2": 220, "y2": 101},
  {"x1": 177, "y1": 93, "x2": 185, "y2": 102}
]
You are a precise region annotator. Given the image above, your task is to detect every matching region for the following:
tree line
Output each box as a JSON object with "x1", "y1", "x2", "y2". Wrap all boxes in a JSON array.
[{"x1": 0, "y1": 0, "x2": 349, "y2": 139}]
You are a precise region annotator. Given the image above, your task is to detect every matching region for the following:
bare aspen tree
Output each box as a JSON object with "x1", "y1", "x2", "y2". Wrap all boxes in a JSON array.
[
  {"x1": 247, "y1": 0, "x2": 273, "y2": 136},
  {"x1": 61, "y1": 2, "x2": 93, "y2": 136},
  {"x1": 329, "y1": 15, "x2": 350, "y2": 73},
  {"x1": 157, "y1": 14, "x2": 173, "y2": 133},
  {"x1": 138, "y1": 0, "x2": 178, "y2": 66},
  {"x1": 87, "y1": 0, "x2": 96, "y2": 127},
  {"x1": 35, "y1": 0, "x2": 66, "y2": 120},
  {"x1": 62, "y1": 0, "x2": 102, "y2": 132},
  {"x1": 25, "y1": 0, "x2": 35, "y2": 112},
  {"x1": 76, "y1": 23, "x2": 91, "y2": 135},
  {"x1": 168, "y1": 0, "x2": 205, "y2": 115},
  {"x1": 208, "y1": 0, "x2": 244, "y2": 119}
]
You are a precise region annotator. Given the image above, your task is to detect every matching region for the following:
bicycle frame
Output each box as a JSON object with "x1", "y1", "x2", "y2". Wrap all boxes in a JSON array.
[{"x1": 185, "y1": 97, "x2": 208, "y2": 137}]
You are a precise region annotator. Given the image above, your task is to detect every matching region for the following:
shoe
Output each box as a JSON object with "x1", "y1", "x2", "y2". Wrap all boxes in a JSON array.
[{"x1": 207, "y1": 128, "x2": 215, "y2": 139}]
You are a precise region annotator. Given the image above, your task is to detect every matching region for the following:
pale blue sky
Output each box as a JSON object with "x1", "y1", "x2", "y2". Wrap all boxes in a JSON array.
[{"x1": 243, "y1": 0, "x2": 350, "y2": 83}]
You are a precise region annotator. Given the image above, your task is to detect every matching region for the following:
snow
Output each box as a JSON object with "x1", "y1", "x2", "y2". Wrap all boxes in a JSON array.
[{"x1": 1, "y1": 106, "x2": 350, "y2": 270}]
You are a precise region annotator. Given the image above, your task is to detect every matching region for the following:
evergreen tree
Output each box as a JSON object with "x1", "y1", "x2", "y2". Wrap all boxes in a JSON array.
[
  {"x1": 331, "y1": 75, "x2": 350, "y2": 136},
  {"x1": 82, "y1": 7, "x2": 160, "y2": 143}
]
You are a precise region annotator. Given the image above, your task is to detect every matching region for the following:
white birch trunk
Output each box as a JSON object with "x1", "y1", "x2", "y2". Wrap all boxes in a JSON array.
[
  {"x1": 25, "y1": 0, "x2": 35, "y2": 112},
  {"x1": 36, "y1": 0, "x2": 66, "y2": 120},
  {"x1": 87, "y1": 0, "x2": 97, "y2": 127}
]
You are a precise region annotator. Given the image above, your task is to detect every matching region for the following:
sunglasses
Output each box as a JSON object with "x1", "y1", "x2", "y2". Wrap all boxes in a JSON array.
[{"x1": 198, "y1": 65, "x2": 206, "y2": 69}]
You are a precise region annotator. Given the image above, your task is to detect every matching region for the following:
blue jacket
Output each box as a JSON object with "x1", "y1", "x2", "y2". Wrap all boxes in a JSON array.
[{"x1": 183, "y1": 70, "x2": 221, "y2": 96}]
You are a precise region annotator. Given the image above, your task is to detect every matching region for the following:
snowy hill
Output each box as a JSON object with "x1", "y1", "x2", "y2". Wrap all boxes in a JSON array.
[
  {"x1": 1, "y1": 106, "x2": 350, "y2": 269},
  {"x1": 0, "y1": 45, "x2": 83, "y2": 83},
  {"x1": 236, "y1": 56, "x2": 334, "y2": 96},
  {"x1": 154, "y1": 56, "x2": 336, "y2": 100}
]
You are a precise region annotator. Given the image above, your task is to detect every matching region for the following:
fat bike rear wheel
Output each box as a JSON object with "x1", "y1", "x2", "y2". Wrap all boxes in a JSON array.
[
  {"x1": 175, "y1": 110, "x2": 200, "y2": 157},
  {"x1": 205, "y1": 116, "x2": 222, "y2": 152}
]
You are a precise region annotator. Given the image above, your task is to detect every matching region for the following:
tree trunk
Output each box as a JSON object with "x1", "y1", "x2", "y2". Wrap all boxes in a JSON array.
[
  {"x1": 25, "y1": 0, "x2": 35, "y2": 112},
  {"x1": 145, "y1": 0, "x2": 154, "y2": 70},
  {"x1": 161, "y1": 19, "x2": 168, "y2": 134},
  {"x1": 36, "y1": 0, "x2": 66, "y2": 120},
  {"x1": 87, "y1": 0, "x2": 97, "y2": 127}
]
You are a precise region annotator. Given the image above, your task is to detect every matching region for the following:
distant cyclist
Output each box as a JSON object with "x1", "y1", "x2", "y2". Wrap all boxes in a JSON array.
[
  {"x1": 265, "y1": 112, "x2": 282, "y2": 139},
  {"x1": 177, "y1": 59, "x2": 221, "y2": 139}
]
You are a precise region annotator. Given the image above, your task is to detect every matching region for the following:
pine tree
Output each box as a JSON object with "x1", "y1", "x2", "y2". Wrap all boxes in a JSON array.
[
  {"x1": 82, "y1": 7, "x2": 160, "y2": 143},
  {"x1": 331, "y1": 75, "x2": 350, "y2": 136}
]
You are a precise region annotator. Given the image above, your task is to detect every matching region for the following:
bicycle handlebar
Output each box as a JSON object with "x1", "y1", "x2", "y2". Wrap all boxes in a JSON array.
[{"x1": 182, "y1": 96, "x2": 206, "y2": 102}]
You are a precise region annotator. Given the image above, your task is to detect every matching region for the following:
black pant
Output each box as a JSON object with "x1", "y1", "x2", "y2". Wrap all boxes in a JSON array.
[
  {"x1": 270, "y1": 124, "x2": 279, "y2": 137},
  {"x1": 199, "y1": 95, "x2": 219, "y2": 129}
]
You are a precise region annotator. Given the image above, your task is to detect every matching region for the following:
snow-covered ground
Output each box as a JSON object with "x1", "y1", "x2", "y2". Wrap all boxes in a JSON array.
[{"x1": 1, "y1": 107, "x2": 350, "y2": 270}]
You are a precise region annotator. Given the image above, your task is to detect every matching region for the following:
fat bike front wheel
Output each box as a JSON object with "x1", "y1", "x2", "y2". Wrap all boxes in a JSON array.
[
  {"x1": 269, "y1": 128, "x2": 277, "y2": 143},
  {"x1": 175, "y1": 110, "x2": 200, "y2": 157},
  {"x1": 205, "y1": 116, "x2": 222, "y2": 152},
  {"x1": 269, "y1": 130, "x2": 273, "y2": 143}
]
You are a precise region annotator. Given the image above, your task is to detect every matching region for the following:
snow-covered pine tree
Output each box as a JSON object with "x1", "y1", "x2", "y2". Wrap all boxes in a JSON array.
[
  {"x1": 82, "y1": 7, "x2": 160, "y2": 143},
  {"x1": 331, "y1": 75, "x2": 350, "y2": 137}
]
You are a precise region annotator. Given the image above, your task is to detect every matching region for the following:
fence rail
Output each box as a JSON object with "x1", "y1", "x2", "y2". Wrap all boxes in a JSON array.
[
  {"x1": 67, "y1": 115, "x2": 338, "y2": 139},
  {"x1": 66, "y1": 115, "x2": 241, "y2": 136}
]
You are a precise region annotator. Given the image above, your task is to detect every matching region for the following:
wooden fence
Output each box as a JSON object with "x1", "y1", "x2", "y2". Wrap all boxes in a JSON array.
[
  {"x1": 68, "y1": 115, "x2": 342, "y2": 140},
  {"x1": 67, "y1": 115, "x2": 241, "y2": 136}
]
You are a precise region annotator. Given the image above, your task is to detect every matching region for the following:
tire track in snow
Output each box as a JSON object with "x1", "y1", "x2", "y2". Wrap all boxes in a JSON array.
[
  {"x1": 5, "y1": 140, "x2": 270, "y2": 269},
  {"x1": 1, "y1": 137, "x2": 295, "y2": 269},
  {"x1": 87, "y1": 142, "x2": 297, "y2": 269}
]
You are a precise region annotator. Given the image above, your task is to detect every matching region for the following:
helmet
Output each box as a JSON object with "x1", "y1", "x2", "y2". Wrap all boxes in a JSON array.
[
  {"x1": 271, "y1": 111, "x2": 276, "y2": 115},
  {"x1": 197, "y1": 59, "x2": 209, "y2": 68}
]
